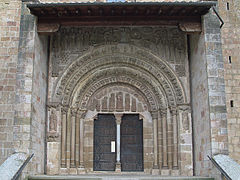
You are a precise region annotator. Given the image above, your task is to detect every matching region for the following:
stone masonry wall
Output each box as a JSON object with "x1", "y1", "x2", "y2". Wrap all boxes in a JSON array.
[
  {"x1": 15, "y1": 2, "x2": 48, "y2": 176},
  {"x1": 219, "y1": 0, "x2": 240, "y2": 163},
  {"x1": 203, "y1": 9, "x2": 228, "y2": 156},
  {"x1": 190, "y1": 33, "x2": 212, "y2": 176},
  {"x1": 30, "y1": 34, "x2": 48, "y2": 174},
  {"x1": 0, "y1": 0, "x2": 21, "y2": 164},
  {"x1": 190, "y1": 8, "x2": 228, "y2": 177}
]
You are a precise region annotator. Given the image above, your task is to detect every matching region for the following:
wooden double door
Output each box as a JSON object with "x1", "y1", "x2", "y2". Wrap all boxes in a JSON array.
[{"x1": 94, "y1": 114, "x2": 143, "y2": 171}]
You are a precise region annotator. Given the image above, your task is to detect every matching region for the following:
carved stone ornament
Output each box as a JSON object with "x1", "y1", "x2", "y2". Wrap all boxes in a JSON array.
[
  {"x1": 182, "y1": 112, "x2": 189, "y2": 131},
  {"x1": 52, "y1": 42, "x2": 186, "y2": 109},
  {"x1": 49, "y1": 108, "x2": 58, "y2": 132},
  {"x1": 51, "y1": 27, "x2": 186, "y2": 77}
]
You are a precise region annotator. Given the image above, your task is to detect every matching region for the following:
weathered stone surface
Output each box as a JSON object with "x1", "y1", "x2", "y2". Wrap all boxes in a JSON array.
[
  {"x1": 0, "y1": 152, "x2": 29, "y2": 180},
  {"x1": 219, "y1": 0, "x2": 240, "y2": 165},
  {"x1": 213, "y1": 154, "x2": 240, "y2": 180}
]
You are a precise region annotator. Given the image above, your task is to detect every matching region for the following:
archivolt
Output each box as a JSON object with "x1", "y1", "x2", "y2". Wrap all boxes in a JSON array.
[{"x1": 52, "y1": 44, "x2": 186, "y2": 108}]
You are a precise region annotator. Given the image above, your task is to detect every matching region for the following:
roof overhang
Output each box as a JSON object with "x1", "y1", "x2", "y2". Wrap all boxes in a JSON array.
[{"x1": 27, "y1": 1, "x2": 216, "y2": 33}]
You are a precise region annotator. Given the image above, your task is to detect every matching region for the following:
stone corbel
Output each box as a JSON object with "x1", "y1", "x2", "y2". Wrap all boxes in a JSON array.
[
  {"x1": 37, "y1": 23, "x2": 60, "y2": 35},
  {"x1": 179, "y1": 22, "x2": 202, "y2": 33}
]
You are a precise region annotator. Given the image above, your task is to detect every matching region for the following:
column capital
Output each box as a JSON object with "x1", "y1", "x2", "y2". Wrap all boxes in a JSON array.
[
  {"x1": 47, "y1": 101, "x2": 61, "y2": 109},
  {"x1": 160, "y1": 108, "x2": 167, "y2": 116},
  {"x1": 151, "y1": 110, "x2": 158, "y2": 120},
  {"x1": 61, "y1": 106, "x2": 69, "y2": 113},
  {"x1": 77, "y1": 109, "x2": 87, "y2": 119},
  {"x1": 169, "y1": 106, "x2": 177, "y2": 115},
  {"x1": 114, "y1": 113, "x2": 123, "y2": 125},
  {"x1": 178, "y1": 104, "x2": 191, "y2": 112},
  {"x1": 70, "y1": 107, "x2": 78, "y2": 115},
  {"x1": 139, "y1": 114, "x2": 145, "y2": 120}
]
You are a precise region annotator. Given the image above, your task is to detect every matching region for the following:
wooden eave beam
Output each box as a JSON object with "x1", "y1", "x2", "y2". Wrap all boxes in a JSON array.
[{"x1": 29, "y1": 2, "x2": 215, "y2": 34}]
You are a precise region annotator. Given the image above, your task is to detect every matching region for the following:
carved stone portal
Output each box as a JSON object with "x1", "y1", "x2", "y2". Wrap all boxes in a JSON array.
[{"x1": 47, "y1": 26, "x2": 193, "y2": 176}]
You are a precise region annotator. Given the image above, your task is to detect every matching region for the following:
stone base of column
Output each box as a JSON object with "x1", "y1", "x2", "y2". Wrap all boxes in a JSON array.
[
  {"x1": 152, "y1": 168, "x2": 160, "y2": 175},
  {"x1": 69, "y1": 168, "x2": 77, "y2": 174},
  {"x1": 161, "y1": 169, "x2": 170, "y2": 176},
  {"x1": 115, "y1": 162, "x2": 121, "y2": 173},
  {"x1": 77, "y1": 165, "x2": 85, "y2": 174}
]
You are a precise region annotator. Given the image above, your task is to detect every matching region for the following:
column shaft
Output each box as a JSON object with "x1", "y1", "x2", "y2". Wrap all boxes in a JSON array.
[
  {"x1": 161, "y1": 109, "x2": 168, "y2": 168},
  {"x1": 173, "y1": 109, "x2": 178, "y2": 168},
  {"x1": 116, "y1": 124, "x2": 121, "y2": 162},
  {"x1": 61, "y1": 109, "x2": 67, "y2": 168},
  {"x1": 79, "y1": 117, "x2": 84, "y2": 167},
  {"x1": 152, "y1": 111, "x2": 159, "y2": 168},
  {"x1": 70, "y1": 110, "x2": 76, "y2": 167}
]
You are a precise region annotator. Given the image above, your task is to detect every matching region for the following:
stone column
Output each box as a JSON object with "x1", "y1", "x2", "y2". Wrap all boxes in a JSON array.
[
  {"x1": 114, "y1": 113, "x2": 122, "y2": 172},
  {"x1": 167, "y1": 107, "x2": 174, "y2": 170},
  {"x1": 75, "y1": 110, "x2": 80, "y2": 168},
  {"x1": 151, "y1": 110, "x2": 159, "y2": 175},
  {"x1": 78, "y1": 110, "x2": 86, "y2": 174},
  {"x1": 61, "y1": 107, "x2": 68, "y2": 168},
  {"x1": 70, "y1": 108, "x2": 77, "y2": 168},
  {"x1": 171, "y1": 107, "x2": 178, "y2": 169},
  {"x1": 161, "y1": 108, "x2": 168, "y2": 168},
  {"x1": 66, "y1": 108, "x2": 71, "y2": 169}
]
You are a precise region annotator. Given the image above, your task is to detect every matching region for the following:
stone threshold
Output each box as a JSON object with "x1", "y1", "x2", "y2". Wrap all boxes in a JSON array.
[{"x1": 28, "y1": 175, "x2": 214, "y2": 180}]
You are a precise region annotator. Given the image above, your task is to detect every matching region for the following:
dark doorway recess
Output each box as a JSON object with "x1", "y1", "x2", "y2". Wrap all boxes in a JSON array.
[
  {"x1": 121, "y1": 114, "x2": 143, "y2": 171},
  {"x1": 94, "y1": 114, "x2": 116, "y2": 171}
]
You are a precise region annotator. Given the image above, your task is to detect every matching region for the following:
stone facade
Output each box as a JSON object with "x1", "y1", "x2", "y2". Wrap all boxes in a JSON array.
[
  {"x1": 219, "y1": 0, "x2": 240, "y2": 164},
  {"x1": 0, "y1": 0, "x2": 21, "y2": 164},
  {"x1": 0, "y1": 0, "x2": 240, "y2": 179}
]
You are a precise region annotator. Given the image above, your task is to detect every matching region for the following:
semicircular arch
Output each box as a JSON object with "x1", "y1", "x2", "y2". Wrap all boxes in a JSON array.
[{"x1": 53, "y1": 44, "x2": 186, "y2": 107}]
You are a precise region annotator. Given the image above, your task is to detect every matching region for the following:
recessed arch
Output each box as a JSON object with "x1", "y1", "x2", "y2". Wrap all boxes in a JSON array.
[
  {"x1": 50, "y1": 43, "x2": 191, "y2": 175},
  {"x1": 52, "y1": 44, "x2": 186, "y2": 107}
]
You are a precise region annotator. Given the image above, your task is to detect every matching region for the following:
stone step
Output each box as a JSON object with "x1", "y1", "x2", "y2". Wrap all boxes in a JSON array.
[{"x1": 28, "y1": 175, "x2": 214, "y2": 180}]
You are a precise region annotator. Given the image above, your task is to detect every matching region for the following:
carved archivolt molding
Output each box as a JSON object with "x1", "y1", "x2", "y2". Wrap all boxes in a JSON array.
[
  {"x1": 52, "y1": 44, "x2": 186, "y2": 110},
  {"x1": 71, "y1": 72, "x2": 163, "y2": 111}
]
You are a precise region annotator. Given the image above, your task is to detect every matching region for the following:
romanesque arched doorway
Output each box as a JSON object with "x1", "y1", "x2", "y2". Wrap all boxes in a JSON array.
[{"x1": 47, "y1": 30, "x2": 193, "y2": 176}]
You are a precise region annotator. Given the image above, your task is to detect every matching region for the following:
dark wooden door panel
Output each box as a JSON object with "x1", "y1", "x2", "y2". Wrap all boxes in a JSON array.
[
  {"x1": 94, "y1": 114, "x2": 116, "y2": 171},
  {"x1": 121, "y1": 114, "x2": 143, "y2": 172}
]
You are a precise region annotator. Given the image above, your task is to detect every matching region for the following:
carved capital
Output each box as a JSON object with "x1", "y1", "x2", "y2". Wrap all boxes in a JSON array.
[
  {"x1": 47, "y1": 102, "x2": 61, "y2": 109},
  {"x1": 61, "y1": 105, "x2": 69, "y2": 113},
  {"x1": 160, "y1": 108, "x2": 167, "y2": 116},
  {"x1": 169, "y1": 106, "x2": 177, "y2": 115},
  {"x1": 77, "y1": 109, "x2": 87, "y2": 119},
  {"x1": 139, "y1": 114, "x2": 145, "y2": 120},
  {"x1": 70, "y1": 107, "x2": 78, "y2": 116},
  {"x1": 47, "y1": 132, "x2": 60, "y2": 142},
  {"x1": 178, "y1": 104, "x2": 191, "y2": 112},
  {"x1": 151, "y1": 110, "x2": 158, "y2": 120},
  {"x1": 114, "y1": 113, "x2": 123, "y2": 125}
]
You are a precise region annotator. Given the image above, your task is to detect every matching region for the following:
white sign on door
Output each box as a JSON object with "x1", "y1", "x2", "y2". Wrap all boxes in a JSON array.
[{"x1": 111, "y1": 141, "x2": 115, "y2": 153}]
